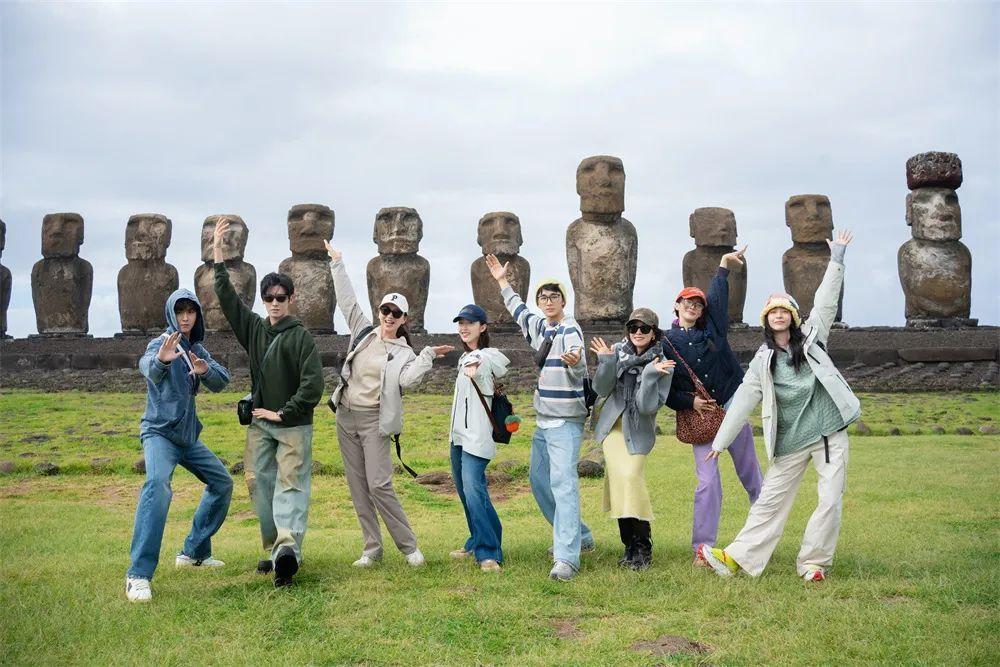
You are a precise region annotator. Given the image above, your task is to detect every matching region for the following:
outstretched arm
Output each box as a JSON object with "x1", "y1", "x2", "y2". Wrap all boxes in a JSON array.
[
  {"x1": 805, "y1": 230, "x2": 853, "y2": 345},
  {"x1": 213, "y1": 220, "x2": 261, "y2": 348},
  {"x1": 325, "y1": 240, "x2": 373, "y2": 339},
  {"x1": 487, "y1": 253, "x2": 545, "y2": 349}
]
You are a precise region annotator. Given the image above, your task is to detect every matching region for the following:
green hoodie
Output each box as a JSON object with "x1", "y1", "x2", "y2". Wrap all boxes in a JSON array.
[{"x1": 214, "y1": 263, "x2": 324, "y2": 426}]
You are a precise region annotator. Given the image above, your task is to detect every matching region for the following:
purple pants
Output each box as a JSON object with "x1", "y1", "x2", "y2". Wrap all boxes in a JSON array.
[{"x1": 691, "y1": 422, "x2": 762, "y2": 551}]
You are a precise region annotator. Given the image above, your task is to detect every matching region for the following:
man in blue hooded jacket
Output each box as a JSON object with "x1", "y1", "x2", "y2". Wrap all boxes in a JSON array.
[{"x1": 125, "y1": 289, "x2": 234, "y2": 602}]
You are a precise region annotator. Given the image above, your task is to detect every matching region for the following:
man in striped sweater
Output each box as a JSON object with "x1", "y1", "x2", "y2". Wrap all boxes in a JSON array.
[{"x1": 485, "y1": 254, "x2": 595, "y2": 581}]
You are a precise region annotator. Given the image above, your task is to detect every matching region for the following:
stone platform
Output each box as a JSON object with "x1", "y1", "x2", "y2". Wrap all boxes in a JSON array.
[{"x1": 1, "y1": 327, "x2": 997, "y2": 393}]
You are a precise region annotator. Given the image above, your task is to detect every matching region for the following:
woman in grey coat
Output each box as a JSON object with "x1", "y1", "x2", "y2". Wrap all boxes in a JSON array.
[{"x1": 589, "y1": 308, "x2": 675, "y2": 569}]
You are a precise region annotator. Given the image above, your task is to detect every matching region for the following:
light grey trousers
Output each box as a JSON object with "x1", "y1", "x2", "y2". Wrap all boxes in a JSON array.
[{"x1": 336, "y1": 405, "x2": 418, "y2": 558}]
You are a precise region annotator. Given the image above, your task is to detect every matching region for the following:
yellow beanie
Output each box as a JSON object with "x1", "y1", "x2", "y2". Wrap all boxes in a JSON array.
[
  {"x1": 760, "y1": 293, "x2": 802, "y2": 327},
  {"x1": 534, "y1": 278, "x2": 569, "y2": 303}
]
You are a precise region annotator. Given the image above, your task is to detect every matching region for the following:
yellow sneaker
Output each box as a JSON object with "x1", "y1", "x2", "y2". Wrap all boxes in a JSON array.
[{"x1": 697, "y1": 544, "x2": 740, "y2": 577}]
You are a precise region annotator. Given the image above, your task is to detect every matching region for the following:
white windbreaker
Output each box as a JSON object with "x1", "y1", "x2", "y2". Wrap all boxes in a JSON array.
[{"x1": 449, "y1": 347, "x2": 510, "y2": 460}]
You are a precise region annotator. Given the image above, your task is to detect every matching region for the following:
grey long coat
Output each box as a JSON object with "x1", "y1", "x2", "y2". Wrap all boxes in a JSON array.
[{"x1": 592, "y1": 343, "x2": 673, "y2": 455}]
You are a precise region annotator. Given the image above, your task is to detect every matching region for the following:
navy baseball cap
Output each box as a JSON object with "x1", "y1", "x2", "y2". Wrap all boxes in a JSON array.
[{"x1": 453, "y1": 304, "x2": 488, "y2": 324}]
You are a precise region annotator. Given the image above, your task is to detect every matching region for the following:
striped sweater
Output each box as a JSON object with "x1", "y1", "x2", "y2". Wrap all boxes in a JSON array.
[{"x1": 501, "y1": 284, "x2": 588, "y2": 421}]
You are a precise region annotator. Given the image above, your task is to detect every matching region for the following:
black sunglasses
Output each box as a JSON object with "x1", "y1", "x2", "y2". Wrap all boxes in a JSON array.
[
  {"x1": 379, "y1": 305, "x2": 404, "y2": 318},
  {"x1": 627, "y1": 323, "x2": 654, "y2": 334},
  {"x1": 262, "y1": 294, "x2": 289, "y2": 303}
]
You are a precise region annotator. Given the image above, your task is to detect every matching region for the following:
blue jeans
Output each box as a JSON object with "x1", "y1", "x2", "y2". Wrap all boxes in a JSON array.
[
  {"x1": 450, "y1": 444, "x2": 503, "y2": 563},
  {"x1": 529, "y1": 420, "x2": 593, "y2": 570},
  {"x1": 127, "y1": 434, "x2": 233, "y2": 580},
  {"x1": 245, "y1": 420, "x2": 313, "y2": 563}
]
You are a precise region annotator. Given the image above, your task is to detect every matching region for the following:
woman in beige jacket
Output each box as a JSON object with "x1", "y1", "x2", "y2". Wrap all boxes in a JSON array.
[
  {"x1": 325, "y1": 241, "x2": 452, "y2": 568},
  {"x1": 699, "y1": 230, "x2": 860, "y2": 582}
]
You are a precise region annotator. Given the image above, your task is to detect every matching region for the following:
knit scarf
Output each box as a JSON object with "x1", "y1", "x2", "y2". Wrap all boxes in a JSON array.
[{"x1": 617, "y1": 340, "x2": 660, "y2": 434}]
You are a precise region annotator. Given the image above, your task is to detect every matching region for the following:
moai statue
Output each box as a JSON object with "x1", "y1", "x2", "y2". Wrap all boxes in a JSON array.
[
  {"x1": 194, "y1": 215, "x2": 257, "y2": 332},
  {"x1": 471, "y1": 211, "x2": 531, "y2": 328},
  {"x1": 0, "y1": 220, "x2": 10, "y2": 339},
  {"x1": 278, "y1": 204, "x2": 336, "y2": 334},
  {"x1": 117, "y1": 214, "x2": 179, "y2": 335},
  {"x1": 366, "y1": 207, "x2": 430, "y2": 333},
  {"x1": 682, "y1": 207, "x2": 747, "y2": 326},
  {"x1": 898, "y1": 152, "x2": 975, "y2": 327},
  {"x1": 30, "y1": 213, "x2": 93, "y2": 336},
  {"x1": 566, "y1": 155, "x2": 637, "y2": 324},
  {"x1": 781, "y1": 195, "x2": 844, "y2": 323}
]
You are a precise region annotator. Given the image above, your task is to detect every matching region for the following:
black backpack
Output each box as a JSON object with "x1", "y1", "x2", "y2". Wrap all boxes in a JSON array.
[{"x1": 470, "y1": 378, "x2": 516, "y2": 444}]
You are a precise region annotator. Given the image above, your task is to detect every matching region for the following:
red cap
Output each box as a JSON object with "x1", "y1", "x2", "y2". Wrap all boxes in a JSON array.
[{"x1": 675, "y1": 287, "x2": 707, "y2": 304}]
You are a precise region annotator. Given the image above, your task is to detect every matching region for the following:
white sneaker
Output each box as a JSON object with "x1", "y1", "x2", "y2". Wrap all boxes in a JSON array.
[
  {"x1": 405, "y1": 548, "x2": 426, "y2": 567},
  {"x1": 549, "y1": 560, "x2": 576, "y2": 582},
  {"x1": 175, "y1": 553, "x2": 225, "y2": 568},
  {"x1": 125, "y1": 576, "x2": 152, "y2": 602},
  {"x1": 352, "y1": 554, "x2": 382, "y2": 568}
]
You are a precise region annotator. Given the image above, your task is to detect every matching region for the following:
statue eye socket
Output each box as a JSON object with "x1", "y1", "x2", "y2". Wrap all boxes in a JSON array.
[{"x1": 946, "y1": 195, "x2": 958, "y2": 205}]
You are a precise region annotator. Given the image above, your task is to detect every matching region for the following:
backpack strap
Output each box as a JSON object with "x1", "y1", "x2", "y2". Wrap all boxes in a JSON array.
[
  {"x1": 392, "y1": 434, "x2": 418, "y2": 478},
  {"x1": 470, "y1": 377, "x2": 501, "y2": 435}
]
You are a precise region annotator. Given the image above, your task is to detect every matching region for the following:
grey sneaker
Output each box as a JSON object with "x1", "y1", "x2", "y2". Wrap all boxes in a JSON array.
[{"x1": 549, "y1": 560, "x2": 576, "y2": 582}]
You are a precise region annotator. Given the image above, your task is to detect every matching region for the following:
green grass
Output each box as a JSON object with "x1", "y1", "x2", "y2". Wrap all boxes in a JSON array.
[{"x1": 1, "y1": 391, "x2": 998, "y2": 665}]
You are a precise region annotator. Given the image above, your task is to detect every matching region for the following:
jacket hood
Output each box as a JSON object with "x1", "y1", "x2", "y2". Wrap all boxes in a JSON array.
[
  {"x1": 268, "y1": 315, "x2": 304, "y2": 334},
  {"x1": 165, "y1": 288, "x2": 205, "y2": 345},
  {"x1": 468, "y1": 347, "x2": 510, "y2": 371}
]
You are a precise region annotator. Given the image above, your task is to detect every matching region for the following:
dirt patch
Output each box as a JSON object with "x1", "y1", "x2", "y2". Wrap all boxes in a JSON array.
[
  {"x1": 414, "y1": 470, "x2": 528, "y2": 502},
  {"x1": 550, "y1": 618, "x2": 583, "y2": 639},
  {"x1": 632, "y1": 635, "x2": 711, "y2": 658},
  {"x1": 20, "y1": 435, "x2": 51, "y2": 444},
  {"x1": 0, "y1": 481, "x2": 35, "y2": 497},
  {"x1": 231, "y1": 510, "x2": 256, "y2": 521}
]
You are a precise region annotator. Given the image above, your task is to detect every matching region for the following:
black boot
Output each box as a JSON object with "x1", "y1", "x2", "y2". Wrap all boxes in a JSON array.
[
  {"x1": 617, "y1": 518, "x2": 636, "y2": 568},
  {"x1": 631, "y1": 520, "x2": 652, "y2": 570}
]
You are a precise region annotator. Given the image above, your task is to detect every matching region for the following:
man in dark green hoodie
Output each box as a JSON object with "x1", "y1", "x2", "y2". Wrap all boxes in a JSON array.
[{"x1": 213, "y1": 220, "x2": 324, "y2": 588}]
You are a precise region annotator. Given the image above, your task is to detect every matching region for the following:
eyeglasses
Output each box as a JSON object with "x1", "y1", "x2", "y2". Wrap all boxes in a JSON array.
[
  {"x1": 379, "y1": 305, "x2": 404, "y2": 318},
  {"x1": 262, "y1": 294, "x2": 288, "y2": 303},
  {"x1": 679, "y1": 299, "x2": 705, "y2": 310},
  {"x1": 537, "y1": 294, "x2": 562, "y2": 304},
  {"x1": 627, "y1": 323, "x2": 654, "y2": 334}
]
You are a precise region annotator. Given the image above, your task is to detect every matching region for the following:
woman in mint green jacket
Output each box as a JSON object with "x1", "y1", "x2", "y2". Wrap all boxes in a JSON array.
[{"x1": 699, "y1": 230, "x2": 859, "y2": 582}]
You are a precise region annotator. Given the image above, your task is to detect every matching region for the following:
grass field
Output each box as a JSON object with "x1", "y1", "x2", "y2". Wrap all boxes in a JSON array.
[{"x1": 1, "y1": 391, "x2": 998, "y2": 665}]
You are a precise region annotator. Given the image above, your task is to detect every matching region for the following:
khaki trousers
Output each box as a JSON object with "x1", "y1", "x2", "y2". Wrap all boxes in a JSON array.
[
  {"x1": 726, "y1": 429, "x2": 849, "y2": 577},
  {"x1": 336, "y1": 405, "x2": 417, "y2": 558}
]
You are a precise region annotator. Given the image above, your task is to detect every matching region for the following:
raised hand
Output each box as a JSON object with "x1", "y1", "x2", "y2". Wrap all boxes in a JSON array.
[
  {"x1": 720, "y1": 244, "x2": 748, "y2": 269},
  {"x1": 323, "y1": 239, "x2": 342, "y2": 262},
  {"x1": 484, "y1": 254, "x2": 509, "y2": 286},
  {"x1": 827, "y1": 229, "x2": 853, "y2": 249},
  {"x1": 560, "y1": 348, "x2": 581, "y2": 366},
  {"x1": 188, "y1": 351, "x2": 209, "y2": 376},
  {"x1": 213, "y1": 219, "x2": 230, "y2": 263},
  {"x1": 156, "y1": 332, "x2": 184, "y2": 364},
  {"x1": 463, "y1": 362, "x2": 480, "y2": 378},
  {"x1": 432, "y1": 345, "x2": 455, "y2": 358},
  {"x1": 652, "y1": 357, "x2": 675, "y2": 374},
  {"x1": 589, "y1": 337, "x2": 613, "y2": 355}
]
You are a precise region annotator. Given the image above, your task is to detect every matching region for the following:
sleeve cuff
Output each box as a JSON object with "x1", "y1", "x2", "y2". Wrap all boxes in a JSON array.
[{"x1": 716, "y1": 266, "x2": 730, "y2": 278}]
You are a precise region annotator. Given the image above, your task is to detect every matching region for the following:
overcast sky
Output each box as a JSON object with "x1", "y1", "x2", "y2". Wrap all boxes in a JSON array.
[{"x1": 2, "y1": 2, "x2": 997, "y2": 338}]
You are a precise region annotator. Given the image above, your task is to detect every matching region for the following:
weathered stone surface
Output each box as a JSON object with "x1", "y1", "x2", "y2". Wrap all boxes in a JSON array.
[
  {"x1": 782, "y1": 195, "x2": 843, "y2": 321},
  {"x1": 35, "y1": 461, "x2": 60, "y2": 476},
  {"x1": 279, "y1": 204, "x2": 336, "y2": 333},
  {"x1": 567, "y1": 155, "x2": 637, "y2": 322},
  {"x1": 471, "y1": 211, "x2": 530, "y2": 326},
  {"x1": 906, "y1": 151, "x2": 963, "y2": 190},
  {"x1": 955, "y1": 427, "x2": 974, "y2": 435},
  {"x1": 682, "y1": 207, "x2": 746, "y2": 324},
  {"x1": 898, "y1": 347, "x2": 995, "y2": 363},
  {"x1": 367, "y1": 207, "x2": 429, "y2": 333},
  {"x1": 31, "y1": 213, "x2": 93, "y2": 336},
  {"x1": 194, "y1": 215, "x2": 256, "y2": 332},
  {"x1": 906, "y1": 188, "x2": 962, "y2": 241},
  {"x1": 133, "y1": 458, "x2": 146, "y2": 474},
  {"x1": 0, "y1": 461, "x2": 14, "y2": 474},
  {"x1": 1, "y1": 219, "x2": 12, "y2": 337},
  {"x1": 118, "y1": 214, "x2": 178, "y2": 334},
  {"x1": 898, "y1": 240, "x2": 972, "y2": 321}
]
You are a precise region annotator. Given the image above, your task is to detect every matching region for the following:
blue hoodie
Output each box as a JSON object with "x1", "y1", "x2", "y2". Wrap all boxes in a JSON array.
[{"x1": 139, "y1": 288, "x2": 230, "y2": 446}]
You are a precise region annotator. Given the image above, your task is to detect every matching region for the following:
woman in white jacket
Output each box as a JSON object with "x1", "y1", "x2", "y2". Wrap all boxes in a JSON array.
[
  {"x1": 325, "y1": 241, "x2": 453, "y2": 568},
  {"x1": 447, "y1": 304, "x2": 510, "y2": 572},
  {"x1": 699, "y1": 230, "x2": 860, "y2": 582}
]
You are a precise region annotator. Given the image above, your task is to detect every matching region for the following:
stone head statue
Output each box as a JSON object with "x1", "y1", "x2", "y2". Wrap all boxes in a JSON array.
[
  {"x1": 785, "y1": 195, "x2": 833, "y2": 243},
  {"x1": 201, "y1": 215, "x2": 248, "y2": 262},
  {"x1": 906, "y1": 188, "x2": 962, "y2": 241},
  {"x1": 577, "y1": 155, "x2": 625, "y2": 217},
  {"x1": 689, "y1": 207, "x2": 737, "y2": 246},
  {"x1": 374, "y1": 207, "x2": 422, "y2": 254},
  {"x1": 125, "y1": 214, "x2": 171, "y2": 261},
  {"x1": 42, "y1": 213, "x2": 85, "y2": 258},
  {"x1": 287, "y1": 204, "x2": 334, "y2": 257},
  {"x1": 906, "y1": 151, "x2": 963, "y2": 190},
  {"x1": 478, "y1": 212, "x2": 523, "y2": 256}
]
